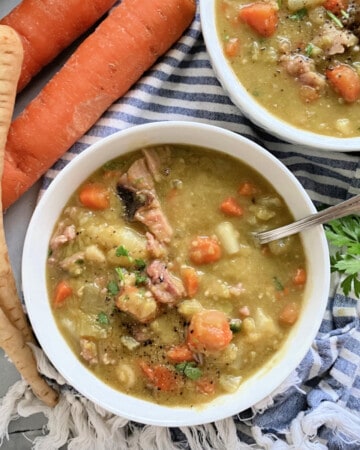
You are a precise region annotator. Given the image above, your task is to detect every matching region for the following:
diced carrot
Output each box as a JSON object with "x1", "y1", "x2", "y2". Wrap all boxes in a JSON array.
[
  {"x1": 1, "y1": 0, "x2": 196, "y2": 210},
  {"x1": 189, "y1": 236, "x2": 222, "y2": 265},
  {"x1": 323, "y1": 0, "x2": 348, "y2": 14},
  {"x1": 220, "y1": 196, "x2": 244, "y2": 216},
  {"x1": 187, "y1": 309, "x2": 233, "y2": 353},
  {"x1": 166, "y1": 344, "x2": 194, "y2": 363},
  {"x1": 238, "y1": 2, "x2": 278, "y2": 38},
  {"x1": 78, "y1": 183, "x2": 110, "y2": 210},
  {"x1": 238, "y1": 181, "x2": 258, "y2": 197},
  {"x1": 181, "y1": 266, "x2": 199, "y2": 297},
  {"x1": 53, "y1": 280, "x2": 73, "y2": 307},
  {"x1": 224, "y1": 37, "x2": 240, "y2": 58},
  {"x1": 139, "y1": 361, "x2": 180, "y2": 391},
  {"x1": 293, "y1": 268, "x2": 307, "y2": 286},
  {"x1": 196, "y1": 378, "x2": 216, "y2": 395},
  {"x1": 279, "y1": 302, "x2": 299, "y2": 325},
  {"x1": 326, "y1": 64, "x2": 360, "y2": 103}
]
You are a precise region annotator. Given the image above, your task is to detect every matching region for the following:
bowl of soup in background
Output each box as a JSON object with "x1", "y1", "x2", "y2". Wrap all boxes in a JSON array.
[
  {"x1": 200, "y1": 0, "x2": 360, "y2": 151},
  {"x1": 22, "y1": 121, "x2": 330, "y2": 426}
]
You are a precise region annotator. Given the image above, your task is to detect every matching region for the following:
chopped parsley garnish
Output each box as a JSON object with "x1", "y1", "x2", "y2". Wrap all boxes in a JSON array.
[
  {"x1": 341, "y1": 9, "x2": 349, "y2": 19},
  {"x1": 107, "y1": 280, "x2": 119, "y2": 296},
  {"x1": 324, "y1": 215, "x2": 360, "y2": 298},
  {"x1": 326, "y1": 10, "x2": 343, "y2": 28},
  {"x1": 135, "y1": 272, "x2": 148, "y2": 286},
  {"x1": 97, "y1": 312, "x2": 110, "y2": 325},
  {"x1": 134, "y1": 258, "x2": 146, "y2": 270},
  {"x1": 273, "y1": 276, "x2": 284, "y2": 291},
  {"x1": 115, "y1": 267, "x2": 126, "y2": 282},
  {"x1": 305, "y1": 43, "x2": 314, "y2": 57},
  {"x1": 175, "y1": 362, "x2": 202, "y2": 380},
  {"x1": 290, "y1": 8, "x2": 307, "y2": 20},
  {"x1": 116, "y1": 245, "x2": 130, "y2": 257}
]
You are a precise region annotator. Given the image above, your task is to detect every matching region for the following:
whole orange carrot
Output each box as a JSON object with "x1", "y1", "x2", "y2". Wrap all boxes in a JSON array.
[
  {"x1": 2, "y1": 0, "x2": 196, "y2": 210},
  {"x1": 0, "y1": 0, "x2": 117, "y2": 92}
]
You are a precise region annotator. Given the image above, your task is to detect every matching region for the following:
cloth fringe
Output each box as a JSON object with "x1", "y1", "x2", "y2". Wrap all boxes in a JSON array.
[
  {"x1": 1, "y1": 374, "x2": 360, "y2": 449},
  {"x1": 251, "y1": 370, "x2": 303, "y2": 414}
]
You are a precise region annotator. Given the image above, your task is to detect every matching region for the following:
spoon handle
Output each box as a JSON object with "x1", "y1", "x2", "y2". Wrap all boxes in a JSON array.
[{"x1": 254, "y1": 193, "x2": 360, "y2": 245}]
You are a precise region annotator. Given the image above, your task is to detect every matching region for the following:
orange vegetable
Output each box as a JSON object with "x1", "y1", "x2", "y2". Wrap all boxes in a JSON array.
[
  {"x1": 166, "y1": 344, "x2": 194, "y2": 363},
  {"x1": 238, "y1": 181, "x2": 258, "y2": 197},
  {"x1": 326, "y1": 64, "x2": 360, "y2": 103},
  {"x1": 139, "y1": 361, "x2": 180, "y2": 391},
  {"x1": 189, "y1": 236, "x2": 222, "y2": 265},
  {"x1": 53, "y1": 280, "x2": 73, "y2": 307},
  {"x1": 196, "y1": 377, "x2": 216, "y2": 395},
  {"x1": 1, "y1": 0, "x2": 196, "y2": 210},
  {"x1": 323, "y1": 0, "x2": 348, "y2": 14},
  {"x1": 293, "y1": 268, "x2": 307, "y2": 286},
  {"x1": 279, "y1": 302, "x2": 299, "y2": 325},
  {"x1": 220, "y1": 196, "x2": 244, "y2": 216},
  {"x1": 181, "y1": 266, "x2": 199, "y2": 297},
  {"x1": 0, "y1": 0, "x2": 117, "y2": 92},
  {"x1": 224, "y1": 37, "x2": 240, "y2": 58},
  {"x1": 187, "y1": 309, "x2": 232, "y2": 352},
  {"x1": 238, "y1": 2, "x2": 278, "y2": 38},
  {"x1": 79, "y1": 182, "x2": 110, "y2": 210}
]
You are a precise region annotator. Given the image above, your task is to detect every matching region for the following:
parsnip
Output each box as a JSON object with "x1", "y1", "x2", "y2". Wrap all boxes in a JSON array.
[
  {"x1": 0, "y1": 25, "x2": 34, "y2": 343},
  {"x1": 0, "y1": 25, "x2": 58, "y2": 406}
]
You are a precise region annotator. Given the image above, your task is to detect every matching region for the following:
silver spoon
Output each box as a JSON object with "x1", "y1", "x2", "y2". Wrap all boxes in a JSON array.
[{"x1": 253, "y1": 193, "x2": 360, "y2": 245}]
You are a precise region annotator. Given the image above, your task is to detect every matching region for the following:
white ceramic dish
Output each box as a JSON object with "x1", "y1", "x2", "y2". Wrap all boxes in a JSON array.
[
  {"x1": 200, "y1": 0, "x2": 360, "y2": 152},
  {"x1": 22, "y1": 121, "x2": 330, "y2": 426}
]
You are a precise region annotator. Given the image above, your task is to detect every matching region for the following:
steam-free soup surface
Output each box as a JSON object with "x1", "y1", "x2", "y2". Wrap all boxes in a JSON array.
[
  {"x1": 216, "y1": 0, "x2": 360, "y2": 137},
  {"x1": 47, "y1": 145, "x2": 306, "y2": 407}
]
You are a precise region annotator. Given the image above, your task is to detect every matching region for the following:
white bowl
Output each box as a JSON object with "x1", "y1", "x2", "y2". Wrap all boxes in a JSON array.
[
  {"x1": 200, "y1": 0, "x2": 360, "y2": 152},
  {"x1": 22, "y1": 121, "x2": 330, "y2": 426}
]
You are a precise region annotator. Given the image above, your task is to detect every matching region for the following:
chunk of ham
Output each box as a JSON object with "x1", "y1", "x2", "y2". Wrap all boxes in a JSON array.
[
  {"x1": 49, "y1": 222, "x2": 76, "y2": 251},
  {"x1": 146, "y1": 260, "x2": 186, "y2": 305},
  {"x1": 280, "y1": 54, "x2": 326, "y2": 90},
  {"x1": 117, "y1": 152, "x2": 173, "y2": 243},
  {"x1": 134, "y1": 195, "x2": 173, "y2": 244},
  {"x1": 313, "y1": 22, "x2": 358, "y2": 56},
  {"x1": 146, "y1": 232, "x2": 168, "y2": 258},
  {"x1": 142, "y1": 146, "x2": 171, "y2": 182},
  {"x1": 119, "y1": 157, "x2": 154, "y2": 191}
]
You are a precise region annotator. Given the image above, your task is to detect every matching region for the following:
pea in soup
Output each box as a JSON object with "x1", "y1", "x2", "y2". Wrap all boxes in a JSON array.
[{"x1": 47, "y1": 144, "x2": 306, "y2": 407}]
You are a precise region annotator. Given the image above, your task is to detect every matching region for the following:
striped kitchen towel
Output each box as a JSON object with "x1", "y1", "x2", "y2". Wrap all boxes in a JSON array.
[{"x1": 1, "y1": 2, "x2": 360, "y2": 449}]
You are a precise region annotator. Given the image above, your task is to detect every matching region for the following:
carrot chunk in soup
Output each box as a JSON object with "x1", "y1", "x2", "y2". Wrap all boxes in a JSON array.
[
  {"x1": 189, "y1": 236, "x2": 222, "y2": 265},
  {"x1": 187, "y1": 310, "x2": 233, "y2": 352}
]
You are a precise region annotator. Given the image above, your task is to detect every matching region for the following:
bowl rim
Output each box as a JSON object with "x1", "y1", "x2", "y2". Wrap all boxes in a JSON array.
[
  {"x1": 199, "y1": 0, "x2": 360, "y2": 152},
  {"x1": 22, "y1": 121, "x2": 330, "y2": 426}
]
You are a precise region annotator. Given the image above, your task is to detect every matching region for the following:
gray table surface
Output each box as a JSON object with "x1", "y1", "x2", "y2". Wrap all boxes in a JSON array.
[{"x1": 1, "y1": 1, "x2": 72, "y2": 447}]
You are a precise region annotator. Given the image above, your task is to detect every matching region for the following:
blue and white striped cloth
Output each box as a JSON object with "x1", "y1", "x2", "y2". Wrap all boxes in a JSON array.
[{"x1": 41, "y1": 3, "x2": 360, "y2": 449}]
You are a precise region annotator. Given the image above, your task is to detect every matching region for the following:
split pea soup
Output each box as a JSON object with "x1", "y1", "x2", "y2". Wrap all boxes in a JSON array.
[
  {"x1": 47, "y1": 144, "x2": 307, "y2": 407},
  {"x1": 216, "y1": 0, "x2": 360, "y2": 137}
]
